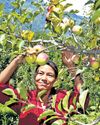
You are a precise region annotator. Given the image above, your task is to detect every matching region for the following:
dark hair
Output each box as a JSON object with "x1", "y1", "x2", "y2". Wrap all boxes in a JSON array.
[{"x1": 35, "y1": 60, "x2": 58, "y2": 78}]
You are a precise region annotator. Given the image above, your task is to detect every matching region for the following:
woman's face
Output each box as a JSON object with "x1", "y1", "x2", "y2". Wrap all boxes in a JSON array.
[{"x1": 35, "y1": 64, "x2": 57, "y2": 91}]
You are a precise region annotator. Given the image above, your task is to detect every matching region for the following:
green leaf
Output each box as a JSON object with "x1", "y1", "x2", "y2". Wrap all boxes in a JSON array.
[
  {"x1": 0, "y1": 34, "x2": 5, "y2": 44},
  {"x1": 58, "y1": 100, "x2": 63, "y2": 112},
  {"x1": 91, "y1": 9, "x2": 100, "y2": 22},
  {"x1": 0, "y1": 10, "x2": 3, "y2": 17},
  {"x1": 0, "y1": 103, "x2": 17, "y2": 115},
  {"x1": 73, "y1": 96, "x2": 77, "y2": 106},
  {"x1": 21, "y1": 104, "x2": 36, "y2": 113},
  {"x1": 69, "y1": 9, "x2": 79, "y2": 14},
  {"x1": 38, "y1": 109, "x2": 55, "y2": 121},
  {"x1": 68, "y1": 105, "x2": 74, "y2": 113},
  {"x1": 51, "y1": 119, "x2": 65, "y2": 125},
  {"x1": 17, "y1": 40, "x2": 25, "y2": 50},
  {"x1": 51, "y1": 95, "x2": 57, "y2": 109},
  {"x1": 34, "y1": 10, "x2": 41, "y2": 17},
  {"x1": 37, "y1": 90, "x2": 47, "y2": 98},
  {"x1": 94, "y1": 0, "x2": 100, "y2": 10},
  {"x1": 31, "y1": 2, "x2": 41, "y2": 8},
  {"x1": 11, "y1": 2, "x2": 19, "y2": 8},
  {"x1": 2, "y1": 88, "x2": 17, "y2": 99},
  {"x1": 79, "y1": 89, "x2": 89, "y2": 111},
  {"x1": 0, "y1": 3, "x2": 4, "y2": 11},
  {"x1": 17, "y1": 82, "x2": 28, "y2": 100},
  {"x1": 44, "y1": 116, "x2": 59, "y2": 124},
  {"x1": 64, "y1": 3, "x2": 73, "y2": 9},
  {"x1": 5, "y1": 98, "x2": 18, "y2": 106},
  {"x1": 62, "y1": 90, "x2": 71, "y2": 111}
]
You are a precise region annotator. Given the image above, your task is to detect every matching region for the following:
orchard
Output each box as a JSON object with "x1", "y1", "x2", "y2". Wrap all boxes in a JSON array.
[{"x1": 0, "y1": 0, "x2": 100, "y2": 125}]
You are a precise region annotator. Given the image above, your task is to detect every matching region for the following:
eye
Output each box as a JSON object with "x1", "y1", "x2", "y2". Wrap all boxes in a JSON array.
[
  {"x1": 48, "y1": 74, "x2": 55, "y2": 78},
  {"x1": 37, "y1": 71, "x2": 43, "y2": 75}
]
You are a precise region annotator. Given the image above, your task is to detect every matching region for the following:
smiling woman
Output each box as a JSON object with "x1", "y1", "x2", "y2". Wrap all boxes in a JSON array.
[
  {"x1": 0, "y1": 49, "x2": 89, "y2": 125},
  {"x1": 35, "y1": 62, "x2": 57, "y2": 91}
]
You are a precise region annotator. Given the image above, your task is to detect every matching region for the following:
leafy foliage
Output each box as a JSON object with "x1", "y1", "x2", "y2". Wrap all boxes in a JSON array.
[
  {"x1": 0, "y1": 103, "x2": 19, "y2": 125},
  {"x1": 0, "y1": 0, "x2": 100, "y2": 124}
]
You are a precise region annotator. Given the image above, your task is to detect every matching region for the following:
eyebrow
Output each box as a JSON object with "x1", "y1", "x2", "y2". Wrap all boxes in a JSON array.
[{"x1": 37, "y1": 70, "x2": 55, "y2": 76}]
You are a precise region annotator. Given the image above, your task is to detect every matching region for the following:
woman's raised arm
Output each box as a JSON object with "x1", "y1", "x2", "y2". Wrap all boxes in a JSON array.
[
  {"x1": 62, "y1": 49, "x2": 83, "y2": 92},
  {"x1": 0, "y1": 55, "x2": 24, "y2": 84}
]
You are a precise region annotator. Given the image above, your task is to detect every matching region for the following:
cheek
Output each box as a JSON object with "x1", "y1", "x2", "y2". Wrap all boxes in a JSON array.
[
  {"x1": 48, "y1": 78, "x2": 56, "y2": 85},
  {"x1": 35, "y1": 74, "x2": 40, "y2": 81}
]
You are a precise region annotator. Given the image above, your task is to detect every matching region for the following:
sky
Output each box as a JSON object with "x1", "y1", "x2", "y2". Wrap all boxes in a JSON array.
[
  {"x1": 44, "y1": 0, "x2": 90, "y2": 16},
  {"x1": 66, "y1": 0, "x2": 90, "y2": 16}
]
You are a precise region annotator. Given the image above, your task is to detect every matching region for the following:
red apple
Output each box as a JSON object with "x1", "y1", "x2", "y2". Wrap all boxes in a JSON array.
[{"x1": 36, "y1": 53, "x2": 49, "y2": 65}]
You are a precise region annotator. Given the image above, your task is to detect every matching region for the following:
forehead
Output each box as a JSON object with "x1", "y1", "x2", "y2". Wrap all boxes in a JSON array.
[{"x1": 37, "y1": 65, "x2": 55, "y2": 74}]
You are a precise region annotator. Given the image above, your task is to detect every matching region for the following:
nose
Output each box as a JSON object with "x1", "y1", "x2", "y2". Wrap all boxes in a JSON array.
[{"x1": 41, "y1": 74, "x2": 47, "y2": 81}]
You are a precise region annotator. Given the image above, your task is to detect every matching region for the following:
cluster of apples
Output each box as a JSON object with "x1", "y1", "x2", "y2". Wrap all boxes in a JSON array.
[
  {"x1": 46, "y1": 0, "x2": 82, "y2": 35},
  {"x1": 25, "y1": 45, "x2": 49, "y2": 65}
]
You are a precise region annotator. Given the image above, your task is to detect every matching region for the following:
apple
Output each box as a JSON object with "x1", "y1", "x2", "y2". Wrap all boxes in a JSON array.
[
  {"x1": 91, "y1": 61, "x2": 99, "y2": 69},
  {"x1": 33, "y1": 45, "x2": 45, "y2": 54},
  {"x1": 94, "y1": 17, "x2": 100, "y2": 24},
  {"x1": 69, "y1": 19, "x2": 75, "y2": 27},
  {"x1": 94, "y1": 76, "x2": 100, "y2": 82},
  {"x1": 90, "y1": 57, "x2": 100, "y2": 69},
  {"x1": 25, "y1": 54, "x2": 37, "y2": 64},
  {"x1": 63, "y1": 18, "x2": 74, "y2": 27},
  {"x1": 50, "y1": 14, "x2": 61, "y2": 25},
  {"x1": 50, "y1": 0, "x2": 59, "y2": 5},
  {"x1": 72, "y1": 25, "x2": 82, "y2": 35},
  {"x1": 36, "y1": 52, "x2": 49, "y2": 65},
  {"x1": 60, "y1": 22, "x2": 67, "y2": 31},
  {"x1": 52, "y1": 5, "x2": 63, "y2": 15}
]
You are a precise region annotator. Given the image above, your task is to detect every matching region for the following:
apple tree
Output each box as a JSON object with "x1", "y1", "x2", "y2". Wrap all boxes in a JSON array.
[{"x1": 0, "y1": 0, "x2": 100, "y2": 124}]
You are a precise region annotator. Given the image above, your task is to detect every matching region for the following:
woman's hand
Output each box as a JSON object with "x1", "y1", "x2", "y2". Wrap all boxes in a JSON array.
[
  {"x1": 62, "y1": 49, "x2": 75, "y2": 67},
  {"x1": 14, "y1": 54, "x2": 25, "y2": 64},
  {"x1": 62, "y1": 49, "x2": 80, "y2": 77},
  {"x1": 62, "y1": 49, "x2": 83, "y2": 91}
]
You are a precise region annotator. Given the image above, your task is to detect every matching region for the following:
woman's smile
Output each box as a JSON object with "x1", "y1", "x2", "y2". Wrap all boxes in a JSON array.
[{"x1": 35, "y1": 65, "x2": 57, "y2": 91}]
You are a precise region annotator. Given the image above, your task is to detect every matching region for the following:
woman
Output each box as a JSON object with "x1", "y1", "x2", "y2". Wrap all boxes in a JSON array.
[{"x1": 0, "y1": 49, "x2": 85, "y2": 125}]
